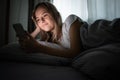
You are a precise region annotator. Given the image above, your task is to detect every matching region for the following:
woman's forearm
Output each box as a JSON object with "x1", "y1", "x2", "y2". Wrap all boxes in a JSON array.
[
  {"x1": 35, "y1": 44, "x2": 79, "y2": 58},
  {"x1": 30, "y1": 27, "x2": 40, "y2": 38}
]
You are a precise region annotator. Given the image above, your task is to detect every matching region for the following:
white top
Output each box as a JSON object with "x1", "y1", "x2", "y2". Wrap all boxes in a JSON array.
[
  {"x1": 37, "y1": 14, "x2": 83, "y2": 50},
  {"x1": 59, "y1": 14, "x2": 83, "y2": 49}
]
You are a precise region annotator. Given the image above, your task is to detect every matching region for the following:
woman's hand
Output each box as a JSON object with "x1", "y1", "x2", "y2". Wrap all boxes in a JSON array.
[
  {"x1": 19, "y1": 32, "x2": 40, "y2": 53},
  {"x1": 30, "y1": 16, "x2": 41, "y2": 38},
  {"x1": 31, "y1": 16, "x2": 40, "y2": 29}
]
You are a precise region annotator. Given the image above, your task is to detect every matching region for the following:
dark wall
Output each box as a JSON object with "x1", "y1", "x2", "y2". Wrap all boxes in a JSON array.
[{"x1": 0, "y1": 0, "x2": 9, "y2": 47}]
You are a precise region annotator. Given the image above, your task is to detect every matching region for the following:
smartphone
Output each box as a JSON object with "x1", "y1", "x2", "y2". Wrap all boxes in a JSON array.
[{"x1": 13, "y1": 23, "x2": 26, "y2": 38}]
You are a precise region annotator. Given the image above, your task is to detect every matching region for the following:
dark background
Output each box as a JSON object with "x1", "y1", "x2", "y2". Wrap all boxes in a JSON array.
[
  {"x1": 0, "y1": 0, "x2": 9, "y2": 47},
  {"x1": 0, "y1": 0, "x2": 35, "y2": 48}
]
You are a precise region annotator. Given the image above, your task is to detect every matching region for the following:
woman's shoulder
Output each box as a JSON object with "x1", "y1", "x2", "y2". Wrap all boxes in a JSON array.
[
  {"x1": 65, "y1": 14, "x2": 78, "y2": 22},
  {"x1": 64, "y1": 14, "x2": 83, "y2": 25}
]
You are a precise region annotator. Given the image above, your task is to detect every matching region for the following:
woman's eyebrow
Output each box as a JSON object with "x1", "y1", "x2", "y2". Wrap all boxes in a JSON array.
[
  {"x1": 35, "y1": 10, "x2": 48, "y2": 19},
  {"x1": 41, "y1": 11, "x2": 48, "y2": 15},
  {"x1": 35, "y1": 16, "x2": 39, "y2": 20}
]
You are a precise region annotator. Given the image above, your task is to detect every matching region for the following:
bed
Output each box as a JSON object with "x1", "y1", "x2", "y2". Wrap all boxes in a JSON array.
[{"x1": 0, "y1": 18, "x2": 120, "y2": 80}]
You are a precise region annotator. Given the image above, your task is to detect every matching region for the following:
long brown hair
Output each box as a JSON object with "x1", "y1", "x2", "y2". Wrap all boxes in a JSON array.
[{"x1": 32, "y1": 2, "x2": 62, "y2": 43}]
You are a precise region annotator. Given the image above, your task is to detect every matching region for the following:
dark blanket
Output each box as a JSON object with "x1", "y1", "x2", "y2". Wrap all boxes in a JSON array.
[
  {"x1": 73, "y1": 18, "x2": 120, "y2": 80},
  {"x1": 80, "y1": 18, "x2": 120, "y2": 49},
  {"x1": 0, "y1": 42, "x2": 71, "y2": 66},
  {"x1": 72, "y1": 43, "x2": 120, "y2": 80}
]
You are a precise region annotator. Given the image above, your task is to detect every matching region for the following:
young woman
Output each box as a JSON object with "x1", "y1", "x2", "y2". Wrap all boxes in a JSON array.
[{"x1": 19, "y1": 2, "x2": 84, "y2": 58}]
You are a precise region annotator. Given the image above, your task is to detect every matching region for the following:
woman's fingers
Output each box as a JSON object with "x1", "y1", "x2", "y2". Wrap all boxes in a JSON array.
[
  {"x1": 25, "y1": 32, "x2": 33, "y2": 39},
  {"x1": 31, "y1": 16, "x2": 40, "y2": 28},
  {"x1": 31, "y1": 16, "x2": 36, "y2": 22}
]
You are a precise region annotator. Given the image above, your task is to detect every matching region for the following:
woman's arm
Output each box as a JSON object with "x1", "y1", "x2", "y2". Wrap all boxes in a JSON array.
[
  {"x1": 30, "y1": 27, "x2": 40, "y2": 38},
  {"x1": 30, "y1": 16, "x2": 41, "y2": 38}
]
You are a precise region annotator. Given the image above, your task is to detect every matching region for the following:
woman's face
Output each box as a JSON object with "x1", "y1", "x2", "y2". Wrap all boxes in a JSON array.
[{"x1": 35, "y1": 7, "x2": 55, "y2": 32}]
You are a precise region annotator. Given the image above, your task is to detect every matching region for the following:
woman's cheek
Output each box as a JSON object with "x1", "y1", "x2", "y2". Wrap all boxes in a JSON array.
[{"x1": 37, "y1": 23, "x2": 41, "y2": 28}]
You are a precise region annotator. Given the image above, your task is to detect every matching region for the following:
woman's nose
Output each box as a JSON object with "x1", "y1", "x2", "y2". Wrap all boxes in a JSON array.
[{"x1": 41, "y1": 17, "x2": 45, "y2": 23}]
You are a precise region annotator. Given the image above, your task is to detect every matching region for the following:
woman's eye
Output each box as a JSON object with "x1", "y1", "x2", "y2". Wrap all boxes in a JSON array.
[
  {"x1": 36, "y1": 19, "x2": 40, "y2": 22},
  {"x1": 43, "y1": 14, "x2": 48, "y2": 18}
]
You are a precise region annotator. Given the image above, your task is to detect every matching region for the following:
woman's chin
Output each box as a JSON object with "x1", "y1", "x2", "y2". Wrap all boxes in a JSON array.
[{"x1": 44, "y1": 29, "x2": 50, "y2": 32}]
